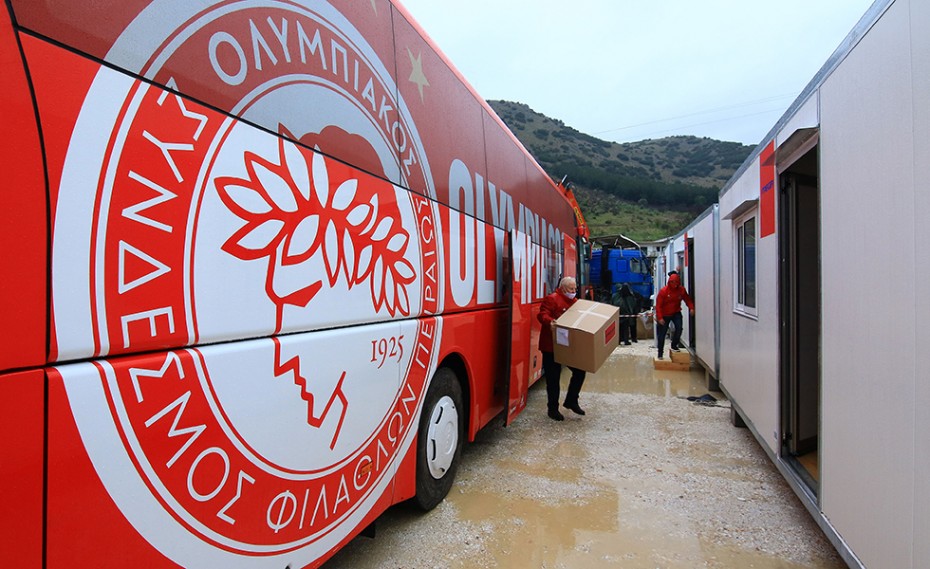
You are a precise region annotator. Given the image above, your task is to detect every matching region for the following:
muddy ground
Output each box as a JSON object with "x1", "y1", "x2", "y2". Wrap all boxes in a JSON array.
[{"x1": 324, "y1": 342, "x2": 845, "y2": 569}]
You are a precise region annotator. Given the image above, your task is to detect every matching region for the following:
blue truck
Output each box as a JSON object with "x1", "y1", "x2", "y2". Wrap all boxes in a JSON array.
[{"x1": 589, "y1": 247, "x2": 654, "y2": 308}]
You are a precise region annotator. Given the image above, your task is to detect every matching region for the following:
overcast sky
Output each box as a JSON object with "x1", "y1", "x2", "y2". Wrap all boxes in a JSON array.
[{"x1": 399, "y1": 0, "x2": 877, "y2": 146}]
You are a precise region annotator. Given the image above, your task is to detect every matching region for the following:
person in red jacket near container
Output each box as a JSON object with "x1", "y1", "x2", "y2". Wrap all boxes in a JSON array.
[
  {"x1": 537, "y1": 276, "x2": 587, "y2": 421},
  {"x1": 655, "y1": 272, "x2": 694, "y2": 360}
]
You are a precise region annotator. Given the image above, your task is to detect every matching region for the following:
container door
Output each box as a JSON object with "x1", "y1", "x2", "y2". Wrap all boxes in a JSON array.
[{"x1": 779, "y1": 166, "x2": 822, "y2": 495}]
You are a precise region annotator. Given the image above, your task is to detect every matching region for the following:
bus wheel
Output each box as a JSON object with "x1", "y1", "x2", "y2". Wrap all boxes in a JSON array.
[{"x1": 414, "y1": 367, "x2": 463, "y2": 511}]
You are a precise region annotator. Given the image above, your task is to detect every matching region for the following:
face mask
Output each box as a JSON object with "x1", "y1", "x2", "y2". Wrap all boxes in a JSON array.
[{"x1": 565, "y1": 292, "x2": 577, "y2": 299}]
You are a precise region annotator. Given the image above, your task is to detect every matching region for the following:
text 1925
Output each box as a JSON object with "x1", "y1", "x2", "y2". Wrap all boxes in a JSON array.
[{"x1": 370, "y1": 336, "x2": 404, "y2": 369}]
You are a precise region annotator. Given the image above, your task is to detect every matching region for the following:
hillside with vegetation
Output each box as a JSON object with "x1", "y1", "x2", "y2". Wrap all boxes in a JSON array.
[{"x1": 488, "y1": 100, "x2": 754, "y2": 241}]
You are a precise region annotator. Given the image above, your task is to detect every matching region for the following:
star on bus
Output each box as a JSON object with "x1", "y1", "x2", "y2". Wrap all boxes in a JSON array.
[{"x1": 407, "y1": 48, "x2": 430, "y2": 103}]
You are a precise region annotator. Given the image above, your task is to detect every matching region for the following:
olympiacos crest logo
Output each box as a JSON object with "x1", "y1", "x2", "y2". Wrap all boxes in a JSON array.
[{"x1": 54, "y1": 1, "x2": 443, "y2": 564}]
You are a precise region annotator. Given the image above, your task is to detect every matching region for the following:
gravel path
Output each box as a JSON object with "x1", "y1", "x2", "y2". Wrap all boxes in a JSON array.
[{"x1": 324, "y1": 345, "x2": 845, "y2": 569}]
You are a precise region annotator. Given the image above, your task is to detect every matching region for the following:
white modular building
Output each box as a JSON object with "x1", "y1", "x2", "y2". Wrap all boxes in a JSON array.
[{"x1": 682, "y1": 0, "x2": 929, "y2": 567}]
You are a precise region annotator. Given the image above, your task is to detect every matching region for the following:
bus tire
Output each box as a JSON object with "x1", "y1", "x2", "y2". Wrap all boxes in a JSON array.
[{"x1": 414, "y1": 367, "x2": 463, "y2": 511}]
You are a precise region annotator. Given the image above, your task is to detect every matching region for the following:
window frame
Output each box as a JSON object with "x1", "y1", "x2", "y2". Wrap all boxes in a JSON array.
[{"x1": 734, "y1": 210, "x2": 758, "y2": 318}]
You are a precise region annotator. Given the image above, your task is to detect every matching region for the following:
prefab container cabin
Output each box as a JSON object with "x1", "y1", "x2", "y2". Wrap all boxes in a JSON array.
[{"x1": 698, "y1": 0, "x2": 929, "y2": 567}]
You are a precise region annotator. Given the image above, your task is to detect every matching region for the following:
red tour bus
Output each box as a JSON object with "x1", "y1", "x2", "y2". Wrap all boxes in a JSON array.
[{"x1": 0, "y1": 1, "x2": 585, "y2": 567}]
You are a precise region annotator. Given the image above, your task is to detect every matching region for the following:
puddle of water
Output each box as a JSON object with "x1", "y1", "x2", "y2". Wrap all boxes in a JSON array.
[
  {"x1": 449, "y1": 479, "x2": 841, "y2": 569},
  {"x1": 448, "y1": 485, "x2": 619, "y2": 568},
  {"x1": 490, "y1": 454, "x2": 584, "y2": 482},
  {"x1": 583, "y1": 351, "x2": 714, "y2": 399}
]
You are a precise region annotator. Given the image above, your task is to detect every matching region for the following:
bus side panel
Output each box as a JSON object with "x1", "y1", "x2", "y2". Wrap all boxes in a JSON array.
[
  {"x1": 439, "y1": 209, "x2": 507, "y2": 312},
  {"x1": 28, "y1": 41, "x2": 212, "y2": 362},
  {"x1": 0, "y1": 17, "x2": 46, "y2": 372},
  {"x1": 327, "y1": 0, "x2": 398, "y2": 60},
  {"x1": 483, "y1": 109, "x2": 529, "y2": 226},
  {"x1": 0, "y1": 370, "x2": 45, "y2": 569},
  {"x1": 47, "y1": 368, "x2": 179, "y2": 569},
  {"x1": 10, "y1": 2, "x2": 399, "y2": 90},
  {"x1": 11, "y1": 1, "x2": 406, "y2": 191},
  {"x1": 28, "y1": 38, "x2": 448, "y2": 362},
  {"x1": 47, "y1": 319, "x2": 429, "y2": 568},
  {"x1": 49, "y1": 367, "x2": 399, "y2": 569},
  {"x1": 526, "y1": 152, "x2": 577, "y2": 254},
  {"x1": 9, "y1": 1, "x2": 140, "y2": 57},
  {"x1": 393, "y1": 432, "x2": 418, "y2": 503},
  {"x1": 391, "y1": 4, "x2": 487, "y2": 203}
]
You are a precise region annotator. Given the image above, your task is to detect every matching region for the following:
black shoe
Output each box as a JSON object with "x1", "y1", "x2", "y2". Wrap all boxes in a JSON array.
[
  {"x1": 564, "y1": 403, "x2": 586, "y2": 416},
  {"x1": 624, "y1": 341, "x2": 631, "y2": 346},
  {"x1": 548, "y1": 410, "x2": 565, "y2": 421},
  {"x1": 671, "y1": 346, "x2": 681, "y2": 352},
  {"x1": 657, "y1": 353, "x2": 664, "y2": 359},
  {"x1": 632, "y1": 339, "x2": 638, "y2": 343}
]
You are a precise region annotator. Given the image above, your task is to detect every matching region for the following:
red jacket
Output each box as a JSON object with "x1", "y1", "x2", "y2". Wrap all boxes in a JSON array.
[
  {"x1": 537, "y1": 290, "x2": 577, "y2": 352},
  {"x1": 655, "y1": 274, "x2": 694, "y2": 321}
]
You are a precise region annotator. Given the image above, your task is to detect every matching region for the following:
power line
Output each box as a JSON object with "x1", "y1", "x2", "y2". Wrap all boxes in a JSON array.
[
  {"x1": 615, "y1": 106, "x2": 787, "y2": 141},
  {"x1": 593, "y1": 93, "x2": 797, "y2": 136}
]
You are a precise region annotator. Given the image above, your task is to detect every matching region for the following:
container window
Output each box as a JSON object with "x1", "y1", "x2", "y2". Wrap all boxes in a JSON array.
[{"x1": 735, "y1": 212, "x2": 757, "y2": 315}]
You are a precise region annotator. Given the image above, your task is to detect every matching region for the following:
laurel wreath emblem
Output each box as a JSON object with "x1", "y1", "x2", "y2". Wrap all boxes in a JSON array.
[{"x1": 216, "y1": 126, "x2": 416, "y2": 331}]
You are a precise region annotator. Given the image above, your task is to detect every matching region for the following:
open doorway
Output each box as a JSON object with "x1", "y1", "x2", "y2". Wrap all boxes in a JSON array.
[
  {"x1": 778, "y1": 142, "x2": 821, "y2": 497},
  {"x1": 687, "y1": 237, "x2": 695, "y2": 349}
]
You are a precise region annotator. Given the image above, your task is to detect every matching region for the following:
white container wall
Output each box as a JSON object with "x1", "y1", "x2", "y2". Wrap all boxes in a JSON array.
[
  {"x1": 718, "y1": 155, "x2": 781, "y2": 456},
  {"x1": 912, "y1": 1, "x2": 930, "y2": 564},
  {"x1": 816, "y1": 1, "x2": 926, "y2": 566},
  {"x1": 700, "y1": 1, "x2": 929, "y2": 567}
]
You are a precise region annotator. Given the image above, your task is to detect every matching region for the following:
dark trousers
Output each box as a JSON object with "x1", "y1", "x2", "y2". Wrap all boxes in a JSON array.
[
  {"x1": 656, "y1": 311, "x2": 683, "y2": 355},
  {"x1": 542, "y1": 351, "x2": 586, "y2": 411},
  {"x1": 620, "y1": 316, "x2": 637, "y2": 343}
]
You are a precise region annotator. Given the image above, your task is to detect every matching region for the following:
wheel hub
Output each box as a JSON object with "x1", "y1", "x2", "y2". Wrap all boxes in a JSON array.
[{"x1": 426, "y1": 395, "x2": 459, "y2": 479}]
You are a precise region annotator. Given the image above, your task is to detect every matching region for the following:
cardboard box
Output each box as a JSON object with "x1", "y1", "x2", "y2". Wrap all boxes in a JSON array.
[{"x1": 552, "y1": 300, "x2": 620, "y2": 373}]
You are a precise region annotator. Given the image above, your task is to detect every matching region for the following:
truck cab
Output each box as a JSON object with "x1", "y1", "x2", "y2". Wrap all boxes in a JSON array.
[{"x1": 589, "y1": 247, "x2": 654, "y2": 308}]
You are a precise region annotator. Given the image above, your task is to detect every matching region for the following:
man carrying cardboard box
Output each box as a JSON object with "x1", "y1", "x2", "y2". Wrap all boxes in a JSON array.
[{"x1": 537, "y1": 277, "x2": 587, "y2": 421}]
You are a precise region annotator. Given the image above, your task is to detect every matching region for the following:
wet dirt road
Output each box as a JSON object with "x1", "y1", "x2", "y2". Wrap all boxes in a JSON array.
[{"x1": 324, "y1": 345, "x2": 846, "y2": 569}]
